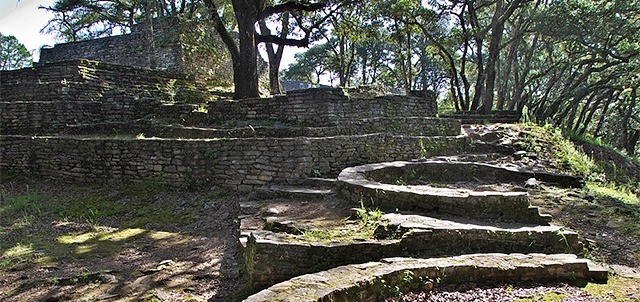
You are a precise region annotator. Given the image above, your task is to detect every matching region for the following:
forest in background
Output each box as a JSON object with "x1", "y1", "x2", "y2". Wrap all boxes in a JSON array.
[{"x1": 3, "y1": 0, "x2": 639, "y2": 158}]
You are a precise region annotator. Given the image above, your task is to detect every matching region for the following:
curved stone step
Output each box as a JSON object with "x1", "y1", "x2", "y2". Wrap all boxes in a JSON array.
[
  {"x1": 244, "y1": 253, "x2": 607, "y2": 302},
  {"x1": 257, "y1": 185, "x2": 336, "y2": 199},
  {"x1": 338, "y1": 160, "x2": 583, "y2": 224},
  {"x1": 243, "y1": 214, "x2": 584, "y2": 290},
  {"x1": 298, "y1": 177, "x2": 337, "y2": 188}
]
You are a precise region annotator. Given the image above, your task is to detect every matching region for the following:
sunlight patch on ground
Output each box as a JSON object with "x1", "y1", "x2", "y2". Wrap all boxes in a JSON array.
[
  {"x1": 583, "y1": 276, "x2": 640, "y2": 301},
  {"x1": 2, "y1": 243, "x2": 34, "y2": 261},
  {"x1": 75, "y1": 244, "x2": 97, "y2": 255},
  {"x1": 587, "y1": 182, "x2": 640, "y2": 206}
]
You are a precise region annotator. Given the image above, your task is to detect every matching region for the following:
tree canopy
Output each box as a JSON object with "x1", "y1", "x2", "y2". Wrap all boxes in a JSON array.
[
  {"x1": 40, "y1": 0, "x2": 640, "y2": 156},
  {"x1": 0, "y1": 33, "x2": 31, "y2": 70}
]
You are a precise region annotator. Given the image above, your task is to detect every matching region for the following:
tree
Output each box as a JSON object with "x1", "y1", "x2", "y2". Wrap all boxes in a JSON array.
[
  {"x1": 0, "y1": 33, "x2": 31, "y2": 70},
  {"x1": 41, "y1": 0, "x2": 203, "y2": 42},
  {"x1": 259, "y1": 12, "x2": 291, "y2": 94},
  {"x1": 282, "y1": 43, "x2": 330, "y2": 84},
  {"x1": 203, "y1": 0, "x2": 337, "y2": 99}
]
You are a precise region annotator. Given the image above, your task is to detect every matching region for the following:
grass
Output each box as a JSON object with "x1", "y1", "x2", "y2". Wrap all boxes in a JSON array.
[
  {"x1": 519, "y1": 123, "x2": 598, "y2": 177},
  {"x1": 587, "y1": 182, "x2": 640, "y2": 206},
  {"x1": 298, "y1": 206, "x2": 387, "y2": 243},
  {"x1": 0, "y1": 181, "x2": 198, "y2": 272}
]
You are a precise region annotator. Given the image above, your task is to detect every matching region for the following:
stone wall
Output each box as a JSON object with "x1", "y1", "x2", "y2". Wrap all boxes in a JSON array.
[
  {"x1": 61, "y1": 117, "x2": 460, "y2": 138},
  {"x1": 245, "y1": 227, "x2": 583, "y2": 290},
  {"x1": 0, "y1": 135, "x2": 467, "y2": 189},
  {"x1": 244, "y1": 254, "x2": 607, "y2": 302},
  {"x1": 39, "y1": 18, "x2": 184, "y2": 72},
  {"x1": 38, "y1": 17, "x2": 234, "y2": 85},
  {"x1": 0, "y1": 60, "x2": 207, "y2": 134},
  {"x1": 1, "y1": 61, "x2": 437, "y2": 134},
  {"x1": 204, "y1": 88, "x2": 437, "y2": 126}
]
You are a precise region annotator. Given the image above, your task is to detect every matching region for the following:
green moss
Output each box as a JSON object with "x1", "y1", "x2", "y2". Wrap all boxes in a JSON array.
[
  {"x1": 582, "y1": 276, "x2": 640, "y2": 301},
  {"x1": 513, "y1": 291, "x2": 566, "y2": 302},
  {"x1": 296, "y1": 208, "x2": 386, "y2": 243}
]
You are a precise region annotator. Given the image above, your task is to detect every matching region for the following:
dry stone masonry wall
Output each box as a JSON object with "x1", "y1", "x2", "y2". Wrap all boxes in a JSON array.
[
  {"x1": 244, "y1": 254, "x2": 607, "y2": 302},
  {"x1": 1, "y1": 60, "x2": 444, "y2": 188},
  {"x1": 38, "y1": 17, "x2": 235, "y2": 84},
  {"x1": 203, "y1": 88, "x2": 436, "y2": 126},
  {"x1": 0, "y1": 60, "x2": 206, "y2": 134},
  {"x1": 0, "y1": 135, "x2": 465, "y2": 190}
]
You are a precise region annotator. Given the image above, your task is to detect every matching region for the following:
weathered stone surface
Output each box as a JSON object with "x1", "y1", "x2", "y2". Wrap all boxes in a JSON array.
[
  {"x1": 244, "y1": 253, "x2": 607, "y2": 302},
  {"x1": 39, "y1": 17, "x2": 234, "y2": 85},
  {"x1": 203, "y1": 88, "x2": 438, "y2": 127},
  {"x1": 0, "y1": 135, "x2": 466, "y2": 190},
  {"x1": 337, "y1": 160, "x2": 583, "y2": 224},
  {"x1": 0, "y1": 60, "x2": 208, "y2": 134},
  {"x1": 244, "y1": 214, "x2": 585, "y2": 290}
]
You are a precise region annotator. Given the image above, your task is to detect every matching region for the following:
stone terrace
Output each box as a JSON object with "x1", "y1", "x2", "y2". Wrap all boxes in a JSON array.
[{"x1": 0, "y1": 61, "x2": 608, "y2": 301}]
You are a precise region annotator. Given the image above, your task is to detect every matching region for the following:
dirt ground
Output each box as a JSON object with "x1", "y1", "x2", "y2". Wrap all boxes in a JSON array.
[
  {"x1": 0, "y1": 181, "x2": 245, "y2": 302},
  {"x1": 1, "y1": 124, "x2": 639, "y2": 301}
]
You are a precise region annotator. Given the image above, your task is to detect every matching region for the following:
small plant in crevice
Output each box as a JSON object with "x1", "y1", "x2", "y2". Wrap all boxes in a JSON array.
[
  {"x1": 394, "y1": 177, "x2": 407, "y2": 185},
  {"x1": 418, "y1": 138, "x2": 427, "y2": 159}
]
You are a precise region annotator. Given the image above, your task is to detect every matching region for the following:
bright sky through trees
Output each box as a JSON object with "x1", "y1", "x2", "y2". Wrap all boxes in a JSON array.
[{"x1": 0, "y1": 0, "x2": 57, "y2": 60}]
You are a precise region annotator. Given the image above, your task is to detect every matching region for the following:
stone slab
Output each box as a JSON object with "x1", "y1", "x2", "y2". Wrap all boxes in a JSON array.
[{"x1": 244, "y1": 253, "x2": 607, "y2": 302}]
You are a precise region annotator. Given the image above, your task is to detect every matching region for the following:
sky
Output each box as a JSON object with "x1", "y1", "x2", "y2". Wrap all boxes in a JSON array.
[
  {"x1": 0, "y1": 0, "x2": 301, "y2": 67},
  {"x1": 0, "y1": 0, "x2": 58, "y2": 61}
]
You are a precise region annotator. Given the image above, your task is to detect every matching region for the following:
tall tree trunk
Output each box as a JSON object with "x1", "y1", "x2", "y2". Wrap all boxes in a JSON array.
[
  {"x1": 593, "y1": 91, "x2": 615, "y2": 137},
  {"x1": 259, "y1": 12, "x2": 290, "y2": 95},
  {"x1": 621, "y1": 87, "x2": 638, "y2": 154},
  {"x1": 481, "y1": 0, "x2": 505, "y2": 113},
  {"x1": 232, "y1": 1, "x2": 260, "y2": 99},
  {"x1": 574, "y1": 92, "x2": 599, "y2": 134}
]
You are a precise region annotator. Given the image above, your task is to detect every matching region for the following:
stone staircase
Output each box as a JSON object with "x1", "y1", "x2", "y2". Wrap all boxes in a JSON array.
[
  {"x1": 235, "y1": 134, "x2": 605, "y2": 300},
  {"x1": 0, "y1": 61, "x2": 608, "y2": 301}
]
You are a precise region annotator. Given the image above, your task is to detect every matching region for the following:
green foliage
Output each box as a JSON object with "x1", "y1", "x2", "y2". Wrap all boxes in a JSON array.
[
  {"x1": 282, "y1": 43, "x2": 331, "y2": 84},
  {"x1": 0, "y1": 33, "x2": 31, "y2": 70},
  {"x1": 520, "y1": 123, "x2": 598, "y2": 177},
  {"x1": 586, "y1": 182, "x2": 639, "y2": 208},
  {"x1": 41, "y1": 0, "x2": 205, "y2": 42}
]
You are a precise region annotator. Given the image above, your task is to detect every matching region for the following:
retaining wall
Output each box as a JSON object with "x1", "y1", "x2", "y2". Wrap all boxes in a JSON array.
[
  {"x1": 38, "y1": 17, "x2": 235, "y2": 84},
  {"x1": 0, "y1": 60, "x2": 208, "y2": 134},
  {"x1": 245, "y1": 227, "x2": 582, "y2": 290},
  {"x1": 62, "y1": 117, "x2": 461, "y2": 138},
  {"x1": 204, "y1": 88, "x2": 437, "y2": 126},
  {"x1": 244, "y1": 254, "x2": 607, "y2": 302},
  {"x1": 1, "y1": 61, "x2": 437, "y2": 134},
  {"x1": 0, "y1": 135, "x2": 467, "y2": 189}
]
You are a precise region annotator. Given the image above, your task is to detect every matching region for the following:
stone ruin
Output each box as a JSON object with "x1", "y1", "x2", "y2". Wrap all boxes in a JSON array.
[
  {"x1": 39, "y1": 17, "x2": 235, "y2": 86},
  {"x1": 0, "y1": 32, "x2": 608, "y2": 301}
]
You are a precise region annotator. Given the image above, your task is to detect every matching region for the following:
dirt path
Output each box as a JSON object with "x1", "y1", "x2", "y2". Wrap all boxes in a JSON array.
[{"x1": 0, "y1": 180, "x2": 243, "y2": 302}]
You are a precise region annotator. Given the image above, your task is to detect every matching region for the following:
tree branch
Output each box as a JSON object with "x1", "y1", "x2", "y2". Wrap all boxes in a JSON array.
[
  {"x1": 202, "y1": 0, "x2": 240, "y2": 62},
  {"x1": 259, "y1": 1, "x2": 327, "y2": 19},
  {"x1": 256, "y1": 34, "x2": 310, "y2": 47}
]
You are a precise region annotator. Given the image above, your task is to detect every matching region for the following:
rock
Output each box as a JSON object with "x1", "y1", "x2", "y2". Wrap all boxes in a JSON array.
[
  {"x1": 99, "y1": 273, "x2": 118, "y2": 284},
  {"x1": 524, "y1": 178, "x2": 539, "y2": 188},
  {"x1": 479, "y1": 131, "x2": 502, "y2": 142},
  {"x1": 266, "y1": 207, "x2": 280, "y2": 215},
  {"x1": 514, "y1": 151, "x2": 527, "y2": 159}
]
